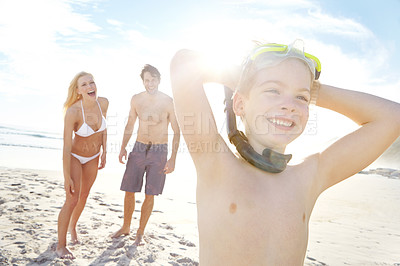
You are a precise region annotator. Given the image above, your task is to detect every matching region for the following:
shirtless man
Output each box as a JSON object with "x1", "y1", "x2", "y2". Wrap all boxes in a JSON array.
[
  {"x1": 111, "y1": 64, "x2": 180, "y2": 246},
  {"x1": 170, "y1": 41, "x2": 400, "y2": 265}
]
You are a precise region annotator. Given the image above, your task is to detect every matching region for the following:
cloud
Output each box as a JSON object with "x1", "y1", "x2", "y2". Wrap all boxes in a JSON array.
[
  {"x1": 107, "y1": 19, "x2": 123, "y2": 27},
  {"x1": 0, "y1": 0, "x2": 105, "y2": 94},
  {"x1": 0, "y1": 0, "x2": 107, "y2": 131},
  {"x1": 0, "y1": 0, "x2": 398, "y2": 133}
]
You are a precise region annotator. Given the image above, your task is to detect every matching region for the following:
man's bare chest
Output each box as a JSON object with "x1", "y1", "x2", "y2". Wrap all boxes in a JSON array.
[{"x1": 137, "y1": 105, "x2": 168, "y2": 123}]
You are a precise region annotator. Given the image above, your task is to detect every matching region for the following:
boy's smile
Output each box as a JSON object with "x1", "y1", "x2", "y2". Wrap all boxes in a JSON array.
[
  {"x1": 236, "y1": 58, "x2": 312, "y2": 153},
  {"x1": 266, "y1": 116, "x2": 295, "y2": 130}
]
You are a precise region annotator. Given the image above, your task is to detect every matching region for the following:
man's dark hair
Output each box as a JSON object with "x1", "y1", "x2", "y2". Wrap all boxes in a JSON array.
[{"x1": 140, "y1": 64, "x2": 161, "y2": 81}]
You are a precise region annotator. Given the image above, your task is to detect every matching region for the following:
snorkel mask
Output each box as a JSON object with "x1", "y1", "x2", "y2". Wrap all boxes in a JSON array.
[{"x1": 225, "y1": 39, "x2": 321, "y2": 173}]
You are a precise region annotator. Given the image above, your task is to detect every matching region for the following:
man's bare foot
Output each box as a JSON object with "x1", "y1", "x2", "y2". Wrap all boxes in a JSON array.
[
  {"x1": 133, "y1": 233, "x2": 143, "y2": 246},
  {"x1": 111, "y1": 227, "x2": 130, "y2": 238},
  {"x1": 56, "y1": 246, "x2": 75, "y2": 259},
  {"x1": 69, "y1": 227, "x2": 80, "y2": 244}
]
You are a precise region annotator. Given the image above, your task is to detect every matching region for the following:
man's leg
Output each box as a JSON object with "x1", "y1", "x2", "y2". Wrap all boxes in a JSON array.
[
  {"x1": 111, "y1": 192, "x2": 136, "y2": 238},
  {"x1": 134, "y1": 194, "x2": 154, "y2": 245}
]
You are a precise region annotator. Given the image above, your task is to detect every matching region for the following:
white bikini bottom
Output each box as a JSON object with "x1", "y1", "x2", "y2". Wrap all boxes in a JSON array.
[{"x1": 71, "y1": 152, "x2": 100, "y2": 164}]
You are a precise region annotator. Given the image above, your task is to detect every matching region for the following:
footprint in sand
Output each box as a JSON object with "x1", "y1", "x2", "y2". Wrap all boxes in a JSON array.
[
  {"x1": 179, "y1": 239, "x2": 196, "y2": 247},
  {"x1": 306, "y1": 256, "x2": 327, "y2": 265},
  {"x1": 159, "y1": 223, "x2": 174, "y2": 230},
  {"x1": 168, "y1": 254, "x2": 199, "y2": 266}
]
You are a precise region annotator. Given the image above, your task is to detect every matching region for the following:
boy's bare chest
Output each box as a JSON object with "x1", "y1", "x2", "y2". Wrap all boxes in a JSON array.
[
  {"x1": 200, "y1": 179, "x2": 307, "y2": 222},
  {"x1": 197, "y1": 167, "x2": 310, "y2": 246}
]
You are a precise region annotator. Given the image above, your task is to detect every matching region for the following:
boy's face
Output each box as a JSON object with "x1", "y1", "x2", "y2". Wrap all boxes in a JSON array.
[
  {"x1": 235, "y1": 58, "x2": 312, "y2": 152},
  {"x1": 143, "y1": 71, "x2": 160, "y2": 94}
]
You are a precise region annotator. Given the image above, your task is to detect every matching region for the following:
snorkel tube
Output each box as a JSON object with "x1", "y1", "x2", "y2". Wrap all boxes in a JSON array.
[{"x1": 224, "y1": 86, "x2": 292, "y2": 173}]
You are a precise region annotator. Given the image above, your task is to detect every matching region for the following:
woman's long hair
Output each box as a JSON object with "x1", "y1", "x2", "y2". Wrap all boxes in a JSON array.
[{"x1": 63, "y1": 71, "x2": 93, "y2": 114}]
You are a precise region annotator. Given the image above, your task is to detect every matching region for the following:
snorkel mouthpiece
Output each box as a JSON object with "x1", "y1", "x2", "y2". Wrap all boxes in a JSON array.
[
  {"x1": 224, "y1": 86, "x2": 292, "y2": 173},
  {"x1": 262, "y1": 148, "x2": 292, "y2": 171}
]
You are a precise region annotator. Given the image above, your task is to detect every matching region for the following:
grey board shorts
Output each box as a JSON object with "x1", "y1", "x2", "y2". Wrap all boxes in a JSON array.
[{"x1": 120, "y1": 141, "x2": 168, "y2": 195}]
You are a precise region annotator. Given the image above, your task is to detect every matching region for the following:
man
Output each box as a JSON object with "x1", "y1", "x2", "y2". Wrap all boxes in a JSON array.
[
  {"x1": 170, "y1": 41, "x2": 400, "y2": 265},
  {"x1": 112, "y1": 64, "x2": 180, "y2": 246}
]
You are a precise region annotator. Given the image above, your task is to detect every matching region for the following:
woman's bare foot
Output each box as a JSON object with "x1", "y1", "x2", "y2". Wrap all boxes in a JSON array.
[
  {"x1": 56, "y1": 246, "x2": 75, "y2": 259},
  {"x1": 68, "y1": 226, "x2": 80, "y2": 244},
  {"x1": 133, "y1": 233, "x2": 143, "y2": 246},
  {"x1": 111, "y1": 227, "x2": 130, "y2": 238}
]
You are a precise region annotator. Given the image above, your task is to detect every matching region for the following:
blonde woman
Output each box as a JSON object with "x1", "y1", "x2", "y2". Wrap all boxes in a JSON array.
[{"x1": 56, "y1": 72, "x2": 108, "y2": 259}]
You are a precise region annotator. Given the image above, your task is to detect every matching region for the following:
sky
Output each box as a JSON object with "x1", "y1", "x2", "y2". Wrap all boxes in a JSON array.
[{"x1": 0, "y1": 0, "x2": 399, "y2": 156}]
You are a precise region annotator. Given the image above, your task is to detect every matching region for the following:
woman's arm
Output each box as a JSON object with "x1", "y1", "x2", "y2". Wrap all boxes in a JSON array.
[
  {"x1": 315, "y1": 84, "x2": 400, "y2": 192},
  {"x1": 63, "y1": 109, "x2": 76, "y2": 195},
  {"x1": 99, "y1": 97, "x2": 109, "y2": 169}
]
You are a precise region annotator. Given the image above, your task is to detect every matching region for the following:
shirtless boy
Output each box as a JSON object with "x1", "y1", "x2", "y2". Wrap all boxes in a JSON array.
[
  {"x1": 112, "y1": 64, "x2": 180, "y2": 245},
  {"x1": 170, "y1": 40, "x2": 400, "y2": 265}
]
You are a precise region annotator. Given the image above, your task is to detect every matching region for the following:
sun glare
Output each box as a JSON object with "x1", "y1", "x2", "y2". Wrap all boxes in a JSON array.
[{"x1": 186, "y1": 19, "x2": 253, "y2": 72}]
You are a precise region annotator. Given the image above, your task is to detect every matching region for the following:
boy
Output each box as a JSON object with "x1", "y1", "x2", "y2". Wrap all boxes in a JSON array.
[{"x1": 170, "y1": 40, "x2": 400, "y2": 265}]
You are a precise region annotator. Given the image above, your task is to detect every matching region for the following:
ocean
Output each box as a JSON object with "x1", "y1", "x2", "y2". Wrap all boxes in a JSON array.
[
  {"x1": 0, "y1": 124, "x2": 63, "y2": 170},
  {"x1": 0, "y1": 124, "x2": 62, "y2": 150},
  {"x1": 0, "y1": 123, "x2": 133, "y2": 171}
]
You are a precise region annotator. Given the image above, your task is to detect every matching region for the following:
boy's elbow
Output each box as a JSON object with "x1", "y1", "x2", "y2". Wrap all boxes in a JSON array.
[
  {"x1": 389, "y1": 101, "x2": 400, "y2": 130},
  {"x1": 171, "y1": 49, "x2": 202, "y2": 71},
  {"x1": 170, "y1": 49, "x2": 203, "y2": 94},
  {"x1": 172, "y1": 49, "x2": 194, "y2": 63},
  {"x1": 171, "y1": 49, "x2": 189, "y2": 70}
]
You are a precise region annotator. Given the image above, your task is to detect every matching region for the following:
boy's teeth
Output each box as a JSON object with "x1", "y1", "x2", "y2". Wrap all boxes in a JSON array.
[{"x1": 270, "y1": 118, "x2": 293, "y2": 127}]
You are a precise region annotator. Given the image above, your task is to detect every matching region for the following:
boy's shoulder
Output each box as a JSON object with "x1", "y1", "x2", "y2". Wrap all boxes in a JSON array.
[{"x1": 196, "y1": 144, "x2": 321, "y2": 185}]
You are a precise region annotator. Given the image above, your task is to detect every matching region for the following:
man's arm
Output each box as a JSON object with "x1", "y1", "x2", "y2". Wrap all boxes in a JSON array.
[
  {"x1": 315, "y1": 84, "x2": 400, "y2": 193},
  {"x1": 119, "y1": 96, "x2": 138, "y2": 164},
  {"x1": 164, "y1": 100, "x2": 180, "y2": 174}
]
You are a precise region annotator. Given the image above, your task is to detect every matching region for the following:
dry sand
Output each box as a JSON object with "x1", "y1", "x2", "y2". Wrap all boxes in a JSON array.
[
  {"x1": 0, "y1": 166, "x2": 399, "y2": 265},
  {"x1": 0, "y1": 167, "x2": 199, "y2": 265}
]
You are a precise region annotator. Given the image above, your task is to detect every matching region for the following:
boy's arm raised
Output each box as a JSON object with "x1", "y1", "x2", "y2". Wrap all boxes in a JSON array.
[
  {"x1": 170, "y1": 50, "x2": 221, "y2": 159},
  {"x1": 315, "y1": 84, "x2": 400, "y2": 193}
]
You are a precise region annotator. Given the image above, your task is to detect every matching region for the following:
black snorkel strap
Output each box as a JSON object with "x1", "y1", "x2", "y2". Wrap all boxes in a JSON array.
[{"x1": 224, "y1": 86, "x2": 292, "y2": 173}]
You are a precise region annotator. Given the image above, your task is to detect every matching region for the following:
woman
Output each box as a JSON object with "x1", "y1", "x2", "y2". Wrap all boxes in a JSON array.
[{"x1": 56, "y1": 71, "x2": 108, "y2": 259}]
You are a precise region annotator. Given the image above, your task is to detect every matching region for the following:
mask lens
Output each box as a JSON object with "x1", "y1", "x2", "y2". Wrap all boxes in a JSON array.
[{"x1": 248, "y1": 41, "x2": 321, "y2": 80}]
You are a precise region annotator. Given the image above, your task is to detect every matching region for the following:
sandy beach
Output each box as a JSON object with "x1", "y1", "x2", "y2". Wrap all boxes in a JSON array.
[
  {"x1": 0, "y1": 164, "x2": 399, "y2": 265},
  {"x1": 0, "y1": 166, "x2": 199, "y2": 265}
]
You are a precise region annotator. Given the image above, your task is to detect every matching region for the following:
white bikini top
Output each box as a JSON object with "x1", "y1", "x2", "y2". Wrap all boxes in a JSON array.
[{"x1": 75, "y1": 100, "x2": 107, "y2": 137}]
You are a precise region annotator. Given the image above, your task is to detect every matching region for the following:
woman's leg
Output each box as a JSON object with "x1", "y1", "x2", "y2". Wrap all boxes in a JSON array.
[
  {"x1": 56, "y1": 156, "x2": 82, "y2": 258},
  {"x1": 68, "y1": 156, "x2": 99, "y2": 243}
]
